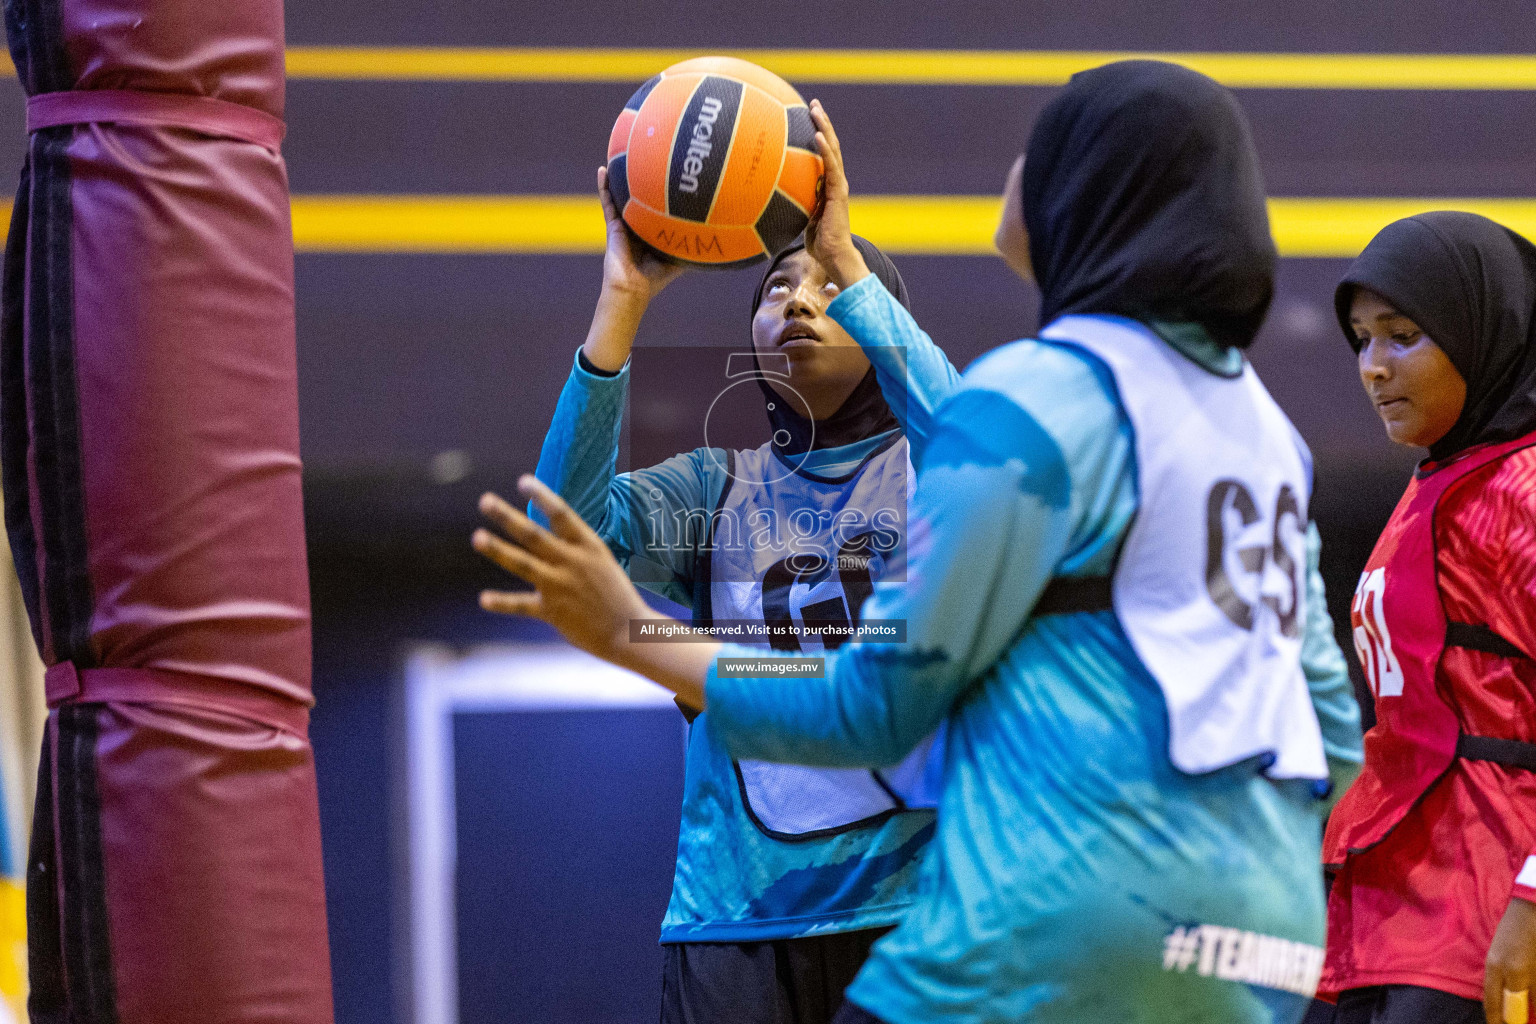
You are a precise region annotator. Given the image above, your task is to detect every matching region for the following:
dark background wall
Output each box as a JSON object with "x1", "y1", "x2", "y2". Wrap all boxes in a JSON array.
[{"x1": 11, "y1": 3, "x2": 1534, "y2": 1021}]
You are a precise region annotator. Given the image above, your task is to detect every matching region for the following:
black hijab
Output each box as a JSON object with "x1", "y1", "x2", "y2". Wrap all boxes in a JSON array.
[
  {"x1": 749, "y1": 236, "x2": 911, "y2": 454},
  {"x1": 1334, "y1": 211, "x2": 1536, "y2": 462},
  {"x1": 1023, "y1": 60, "x2": 1277, "y2": 350}
]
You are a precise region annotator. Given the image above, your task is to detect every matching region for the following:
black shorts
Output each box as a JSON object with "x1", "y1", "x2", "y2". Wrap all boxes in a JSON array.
[
  {"x1": 1305, "y1": 985, "x2": 1483, "y2": 1024},
  {"x1": 660, "y1": 927, "x2": 891, "y2": 1024},
  {"x1": 829, "y1": 1002, "x2": 887, "y2": 1024}
]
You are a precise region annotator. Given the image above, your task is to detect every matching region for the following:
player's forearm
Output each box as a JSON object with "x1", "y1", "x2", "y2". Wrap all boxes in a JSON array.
[
  {"x1": 581, "y1": 283, "x2": 651, "y2": 373},
  {"x1": 610, "y1": 632, "x2": 719, "y2": 711},
  {"x1": 532, "y1": 354, "x2": 628, "y2": 535},
  {"x1": 827, "y1": 277, "x2": 961, "y2": 457},
  {"x1": 705, "y1": 644, "x2": 953, "y2": 767}
]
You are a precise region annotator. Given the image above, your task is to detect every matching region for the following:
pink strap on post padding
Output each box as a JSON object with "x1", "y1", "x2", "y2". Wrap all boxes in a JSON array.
[
  {"x1": 26, "y1": 89, "x2": 286, "y2": 151},
  {"x1": 45, "y1": 661, "x2": 310, "y2": 735}
]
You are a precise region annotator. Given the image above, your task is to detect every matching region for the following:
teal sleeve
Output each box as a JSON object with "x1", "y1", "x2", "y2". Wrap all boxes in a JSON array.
[
  {"x1": 826, "y1": 275, "x2": 963, "y2": 466},
  {"x1": 531, "y1": 349, "x2": 728, "y2": 606},
  {"x1": 704, "y1": 343, "x2": 1132, "y2": 767},
  {"x1": 1300, "y1": 520, "x2": 1365, "y2": 800}
]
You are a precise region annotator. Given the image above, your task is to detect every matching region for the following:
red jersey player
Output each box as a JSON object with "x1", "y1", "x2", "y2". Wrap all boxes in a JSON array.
[{"x1": 1320, "y1": 212, "x2": 1536, "y2": 1024}]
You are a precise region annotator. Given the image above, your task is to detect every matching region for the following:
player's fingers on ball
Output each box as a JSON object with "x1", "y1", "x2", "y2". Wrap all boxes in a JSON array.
[
  {"x1": 810, "y1": 99, "x2": 839, "y2": 145},
  {"x1": 816, "y1": 134, "x2": 846, "y2": 187},
  {"x1": 813, "y1": 103, "x2": 845, "y2": 166},
  {"x1": 597, "y1": 166, "x2": 619, "y2": 220},
  {"x1": 812, "y1": 136, "x2": 848, "y2": 199},
  {"x1": 479, "y1": 589, "x2": 542, "y2": 619},
  {"x1": 809, "y1": 98, "x2": 827, "y2": 130},
  {"x1": 807, "y1": 102, "x2": 838, "y2": 152},
  {"x1": 519, "y1": 475, "x2": 592, "y2": 543},
  {"x1": 809, "y1": 126, "x2": 840, "y2": 171}
]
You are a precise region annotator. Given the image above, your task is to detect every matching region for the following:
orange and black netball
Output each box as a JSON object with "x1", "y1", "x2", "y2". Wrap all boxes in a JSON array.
[{"x1": 606, "y1": 56, "x2": 824, "y2": 269}]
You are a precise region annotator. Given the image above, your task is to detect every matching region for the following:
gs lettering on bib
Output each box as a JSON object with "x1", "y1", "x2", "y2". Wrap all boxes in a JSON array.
[
  {"x1": 1039, "y1": 315, "x2": 1326, "y2": 780},
  {"x1": 700, "y1": 437, "x2": 945, "y2": 839}
]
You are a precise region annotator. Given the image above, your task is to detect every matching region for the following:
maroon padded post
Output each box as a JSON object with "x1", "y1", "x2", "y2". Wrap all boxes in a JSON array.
[{"x1": 3, "y1": 0, "x2": 334, "y2": 1020}]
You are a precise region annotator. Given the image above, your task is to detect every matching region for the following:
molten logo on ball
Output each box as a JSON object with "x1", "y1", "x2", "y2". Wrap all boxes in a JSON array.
[{"x1": 678, "y1": 96, "x2": 724, "y2": 194}]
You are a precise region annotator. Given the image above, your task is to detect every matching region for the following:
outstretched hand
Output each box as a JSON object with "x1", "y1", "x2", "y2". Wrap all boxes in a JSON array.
[
  {"x1": 472, "y1": 477, "x2": 719, "y2": 708},
  {"x1": 473, "y1": 476, "x2": 652, "y2": 662},
  {"x1": 597, "y1": 165, "x2": 687, "y2": 302},
  {"x1": 803, "y1": 99, "x2": 870, "y2": 290}
]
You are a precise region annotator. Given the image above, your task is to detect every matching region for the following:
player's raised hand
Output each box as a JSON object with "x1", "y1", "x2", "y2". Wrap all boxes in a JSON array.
[
  {"x1": 804, "y1": 99, "x2": 870, "y2": 290},
  {"x1": 583, "y1": 166, "x2": 688, "y2": 371},
  {"x1": 1485, "y1": 898, "x2": 1536, "y2": 1024},
  {"x1": 474, "y1": 477, "x2": 652, "y2": 661},
  {"x1": 598, "y1": 165, "x2": 687, "y2": 302}
]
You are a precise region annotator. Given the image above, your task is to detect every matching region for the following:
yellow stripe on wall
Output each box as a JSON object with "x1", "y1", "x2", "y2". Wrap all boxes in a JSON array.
[
  {"x1": 288, "y1": 195, "x2": 606, "y2": 253},
  {"x1": 0, "y1": 195, "x2": 1524, "y2": 258},
  {"x1": 280, "y1": 46, "x2": 1536, "y2": 90},
  {"x1": 3, "y1": 46, "x2": 1532, "y2": 89},
  {"x1": 0, "y1": 46, "x2": 1531, "y2": 89},
  {"x1": 286, "y1": 195, "x2": 1536, "y2": 259},
  {"x1": 1268, "y1": 198, "x2": 1536, "y2": 256}
]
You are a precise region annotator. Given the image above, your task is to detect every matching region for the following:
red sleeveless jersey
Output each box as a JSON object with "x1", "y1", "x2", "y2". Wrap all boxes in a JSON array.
[{"x1": 1321, "y1": 438, "x2": 1536, "y2": 1000}]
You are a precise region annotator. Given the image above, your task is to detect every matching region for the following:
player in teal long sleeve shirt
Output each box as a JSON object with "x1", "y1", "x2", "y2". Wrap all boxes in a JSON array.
[
  {"x1": 533, "y1": 336, "x2": 952, "y2": 944},
  {"x1": 704, "y1": 287, "x2": 1360, "y2": 1024},
  {"x1": 530, "y1": 177, "x2": 962, "y2": 974}
]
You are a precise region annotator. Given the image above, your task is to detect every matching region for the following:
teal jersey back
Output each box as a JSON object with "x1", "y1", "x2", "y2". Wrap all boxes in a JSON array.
[
  {"x1": 843, "y1": 613, "x2": 1333, "y2": 1023},
  {"x1": 704, "y1": 303, "x2": 1365, "y2": 1022}
]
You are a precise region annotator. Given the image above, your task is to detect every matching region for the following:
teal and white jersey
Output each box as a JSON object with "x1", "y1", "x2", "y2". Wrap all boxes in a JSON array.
[
  {"x1": 531, "y1": 276, "x2": 962, "y2": 942},
  {"x1": 707, "y1": 436, "x2": 946, "y2": 839},
  {"x1": 702, "y1": 292, "x2": 1365, "y2": 1022},
  {"x1": 1038, "y1": 315, "x2": 1325, "y2": 780}
]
